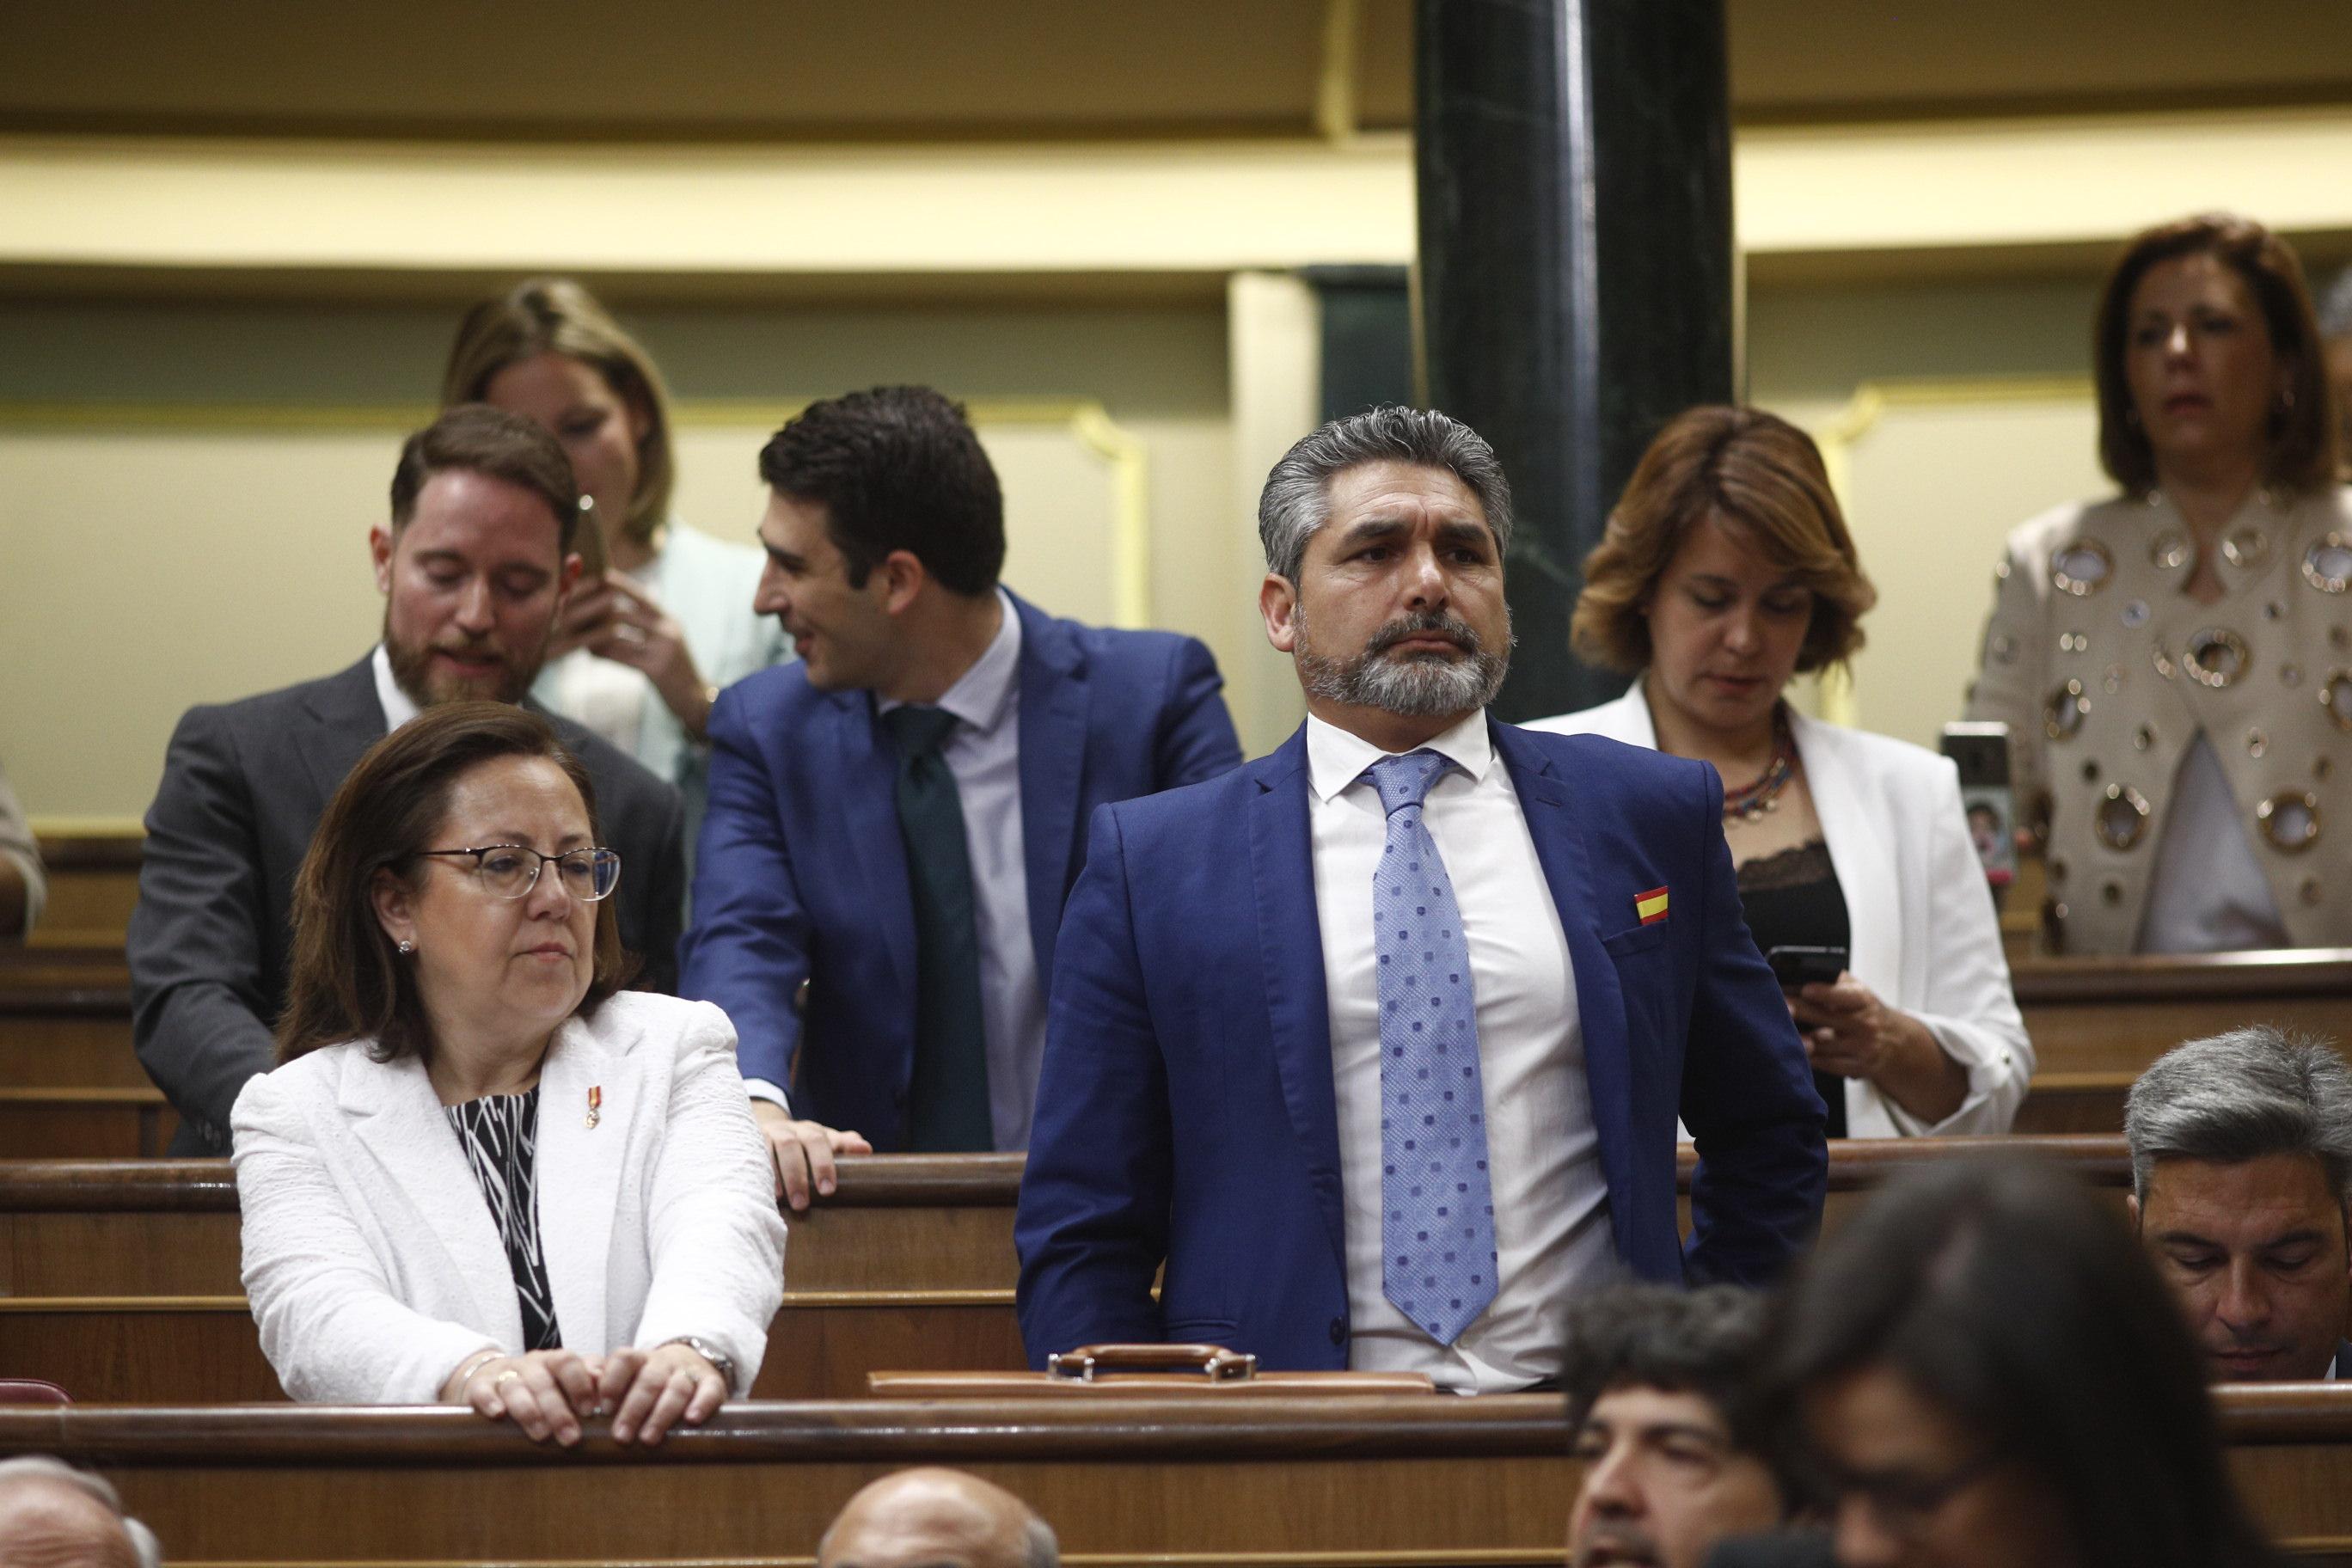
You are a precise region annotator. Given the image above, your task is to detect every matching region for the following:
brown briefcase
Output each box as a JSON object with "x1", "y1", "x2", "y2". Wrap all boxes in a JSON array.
[{"x1": 868, "y1": 1343, "x2": 1438, "y2": 1397}]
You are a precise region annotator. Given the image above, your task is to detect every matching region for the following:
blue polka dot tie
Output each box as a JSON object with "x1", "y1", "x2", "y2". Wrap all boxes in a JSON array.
[{"x1": 1365, "y1": 749, "x2": 1497, "y2": 1347}]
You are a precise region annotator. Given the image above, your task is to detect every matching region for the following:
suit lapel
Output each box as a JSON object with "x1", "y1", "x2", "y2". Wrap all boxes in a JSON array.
[
  {"x1": 830, "y1": 694, "x2": 917, "y2": 1000},
  {"x1": 1790, "y1": 712, "x2": 1896, "y2": 989},
  {"x1": 343, "y1": 1051, "x2": 520, "y2": 1344},
  {"x1": 1246, "y1": 730, "x2": 1346, "y2": 1268},
  {"x1": 297, "y1": 657, "x2": 393, "y2": 807},
  {"x1": 1491, "y1": 722, "x2": 1640, "y2": 1240},
  {"x1": 536, "y1": 1014, "x2": 624, "y2": 1356},
  {"x1": 1013, "y1": 597, "x2": 1089, "y2": 974}
]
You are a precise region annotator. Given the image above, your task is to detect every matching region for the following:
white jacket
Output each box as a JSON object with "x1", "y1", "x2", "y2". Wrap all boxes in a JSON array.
[
  {"x1": 231, "y1": 992, "x2": 787, "y2": 1403},
  {"x1": 1528, "y1": 688, "x2": 2033, "y2": 1136}
]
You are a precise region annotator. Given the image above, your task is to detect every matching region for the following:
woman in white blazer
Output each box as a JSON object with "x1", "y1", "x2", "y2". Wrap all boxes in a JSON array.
[
  {"x1": 232, "y1": 702, "x2": 785, "y2": 1442},
  {"x1": 1532, "y1": 407, "x2": 2031, "y2": 1137}
]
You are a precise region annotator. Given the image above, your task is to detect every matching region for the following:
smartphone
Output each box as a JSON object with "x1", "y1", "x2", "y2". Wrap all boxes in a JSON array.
[
  {"x1": 1767, "y1": 944, "x2": 1848, "y2": 990},
  {"x1": 1942, "y1": 721, "x2": 2018, "y2": 889}
]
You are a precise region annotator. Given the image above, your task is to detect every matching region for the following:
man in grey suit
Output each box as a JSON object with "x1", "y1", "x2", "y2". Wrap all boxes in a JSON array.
[{"x1": 128, "y1": 405, "x2": 685, "y2": 1155}]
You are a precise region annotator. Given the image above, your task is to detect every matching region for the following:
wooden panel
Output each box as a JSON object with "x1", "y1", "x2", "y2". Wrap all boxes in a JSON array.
[
  {"x1": 21, "y1": 835, "x2": 140, "y2": 952},
  {"x1": 0, "y1": 1300, "x2": 1028, "y2": 1404},
  {"x1": 3, "y1": 1390, "x2": 2352, "y2": 1565},
  {"x1": 0, "y1": 1090, "x2": 174, "y2": 1158}
]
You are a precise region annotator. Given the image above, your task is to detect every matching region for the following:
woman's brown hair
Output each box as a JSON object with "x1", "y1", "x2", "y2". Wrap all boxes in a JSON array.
[
  {"x1": 440, "y1": 278, "x2": 677, "y2": 546},
  {"x1": 274, "y1": 703, "x2": 633, "y2": 1066},
  {"x1": 2093, "y1": 212, "x2": 2338, "y2": 496},
  {"x1": 1571, "y1": 405, "x2": 1877, "y2": 677}
]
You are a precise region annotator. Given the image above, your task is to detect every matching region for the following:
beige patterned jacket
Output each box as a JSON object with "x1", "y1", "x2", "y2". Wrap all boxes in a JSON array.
[{"x1": 1965, "y1": 487, "x2": 2352, "y2": 953}]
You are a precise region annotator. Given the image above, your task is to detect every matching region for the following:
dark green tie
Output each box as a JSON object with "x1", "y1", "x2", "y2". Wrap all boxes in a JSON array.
[{"x1": 879, "y1": 704, "x2": 993, "y2": 1151}]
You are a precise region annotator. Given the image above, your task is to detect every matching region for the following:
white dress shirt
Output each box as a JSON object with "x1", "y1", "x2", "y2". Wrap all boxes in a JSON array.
[
  {"x1": 1307, "y1": 709, "x2": 1626, "y2": 1393},
  {"x1": 871, "y1": 590, "x2": 1044, "y2": 1151},
  {"x1": 371, "y1": 643, "x2": 420, "y2": 732}
]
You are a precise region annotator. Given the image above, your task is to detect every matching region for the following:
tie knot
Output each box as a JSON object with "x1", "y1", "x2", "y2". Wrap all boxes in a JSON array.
[
  {"x1": 881, "y1": 703, "x2": 959, "y2": 759},
  {"x1": 1363, "y1": 749, "x2": 1453, "y2": 816}
]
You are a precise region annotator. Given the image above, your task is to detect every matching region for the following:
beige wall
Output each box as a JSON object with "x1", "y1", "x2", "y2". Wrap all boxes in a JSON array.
[{"x1": 0, "y1": 297, "x2": 1243, "y2": 819}]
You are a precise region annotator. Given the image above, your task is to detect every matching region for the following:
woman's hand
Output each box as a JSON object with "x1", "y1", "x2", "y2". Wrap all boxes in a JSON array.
[
  {"x1": 555, "y1": 571, "x2": 714, "y2": 738},
  {"x1": 1796, "y1": 972, "x2": 1969, "y2": 1124},
  {"x1": 598, "y1": 1342, "x2": 728, "y2": 1446},
  {"x1": 443, "y1": 1349, "x2": 604, "y2": 1447}
]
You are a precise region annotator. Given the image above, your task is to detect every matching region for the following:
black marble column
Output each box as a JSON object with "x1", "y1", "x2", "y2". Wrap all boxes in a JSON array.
[{"x1": 1416, "y1": 0, "x2": 1734, "y2": 720}]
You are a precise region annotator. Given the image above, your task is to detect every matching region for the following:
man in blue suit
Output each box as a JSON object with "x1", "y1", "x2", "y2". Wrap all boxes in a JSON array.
[
  {"x1": 1016, "y1": 407, "x2": 1825, "y2": 1387},
  {"x1": 683, "y1": 387, "x2": 1243, "y2": 1204}
]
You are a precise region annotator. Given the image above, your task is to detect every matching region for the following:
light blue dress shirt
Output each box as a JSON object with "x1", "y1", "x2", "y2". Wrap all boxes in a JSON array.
[{"x1": 746, "y1": 590, "x2": 1044, "y2": 1151}]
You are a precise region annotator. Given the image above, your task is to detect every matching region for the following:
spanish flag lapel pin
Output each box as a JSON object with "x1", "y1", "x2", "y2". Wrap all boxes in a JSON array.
[{"x1": 1634, "y1": 885, "x2": 1670, "y2": 926}]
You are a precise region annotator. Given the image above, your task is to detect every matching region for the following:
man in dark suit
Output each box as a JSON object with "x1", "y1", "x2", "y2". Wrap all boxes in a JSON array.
[
  {"x1": 129, "y1": 406, "x2": 685, "y2": 1155},
  {"x1": 1015, "y1": 407, "x2": 1824, "y2": 1385},
  {"x1": 2125, "y1": 1026, "x2": 2352, "y2": 1382},
  {"x1": 681, "y1": 387, "x2": 1241, "y2": 1203}
]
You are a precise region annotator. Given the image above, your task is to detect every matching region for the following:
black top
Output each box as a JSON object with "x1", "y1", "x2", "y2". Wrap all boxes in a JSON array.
[
  {"x1": 445, "y1": 1086, "x2": 562, "y2": 1352},
  {"x1": 1736, "y1": 840, "x2": 1851, "y2": 1139}
]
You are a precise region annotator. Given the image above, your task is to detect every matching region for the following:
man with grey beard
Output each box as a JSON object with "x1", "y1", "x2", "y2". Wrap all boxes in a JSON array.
[{"x1": 1015, "y1": 407, "x2": 1822, "y2": 1387}]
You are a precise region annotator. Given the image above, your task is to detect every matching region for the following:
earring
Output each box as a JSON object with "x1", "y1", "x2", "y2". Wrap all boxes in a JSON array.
[{"x1": 397, "y1": 940, "x2": 415, "y2": 956}]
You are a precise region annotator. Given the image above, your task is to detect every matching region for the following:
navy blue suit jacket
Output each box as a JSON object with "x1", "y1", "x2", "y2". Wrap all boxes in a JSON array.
[
  {"x1": 679, "y1": 591, "x2": 1244, "y2": 1148},
  {"x1": 1014, "y1": 720, "x2": 1827, "y2": 1369}
]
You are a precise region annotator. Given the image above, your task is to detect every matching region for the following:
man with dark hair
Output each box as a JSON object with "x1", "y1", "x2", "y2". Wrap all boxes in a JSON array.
[
  {"x1": 683, "y1": 386, "x2": 1242, "y2": 1198},
  {"x1": 1014, "y1": 407, "x2": 1822, "y2": 1382},
  {"x1": 2125, "y1": 1026, "x2": 2352, "y2": 1381},
  {"x1": 1563, "y1": 1285, "x2": 1810, "y2": 1568},
  {"x1": 130, "y1": 404, "x2": 685, "y2": 1154}
]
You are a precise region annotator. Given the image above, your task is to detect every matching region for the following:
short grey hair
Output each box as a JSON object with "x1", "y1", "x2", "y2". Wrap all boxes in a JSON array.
[
  {"x1": 1025, "y1": 1515, "x2": 1060, "y2": 1568},
  {"x1": 1257, "y1": 406, "x2": 1515, "y2": 582},
  {"x1": 0, "y1": 1455, "x2": 162, "y2": 1568},
  {"x1": 2123, "y1": 1026, "x2": 2352, "y2": 1205},
  {"x1": 2319, "y1": 266, "x2": 2352, "y2": 341}
]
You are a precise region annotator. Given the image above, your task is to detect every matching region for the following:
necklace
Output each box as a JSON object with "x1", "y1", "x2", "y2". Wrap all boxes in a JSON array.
[{"x1": 1720, "y1": 707, "x2": 1797, "y2": 824}]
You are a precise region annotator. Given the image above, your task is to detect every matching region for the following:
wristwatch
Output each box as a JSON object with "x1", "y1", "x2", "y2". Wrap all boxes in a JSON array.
[{"x1": 661, "y1": 1335, "x2": 738, "y2": 1392}]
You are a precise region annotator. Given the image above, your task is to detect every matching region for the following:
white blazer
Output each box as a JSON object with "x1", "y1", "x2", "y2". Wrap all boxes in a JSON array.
[
  {"x1": 231, "y1": 992, "x2": 787, "y2": 1404},
  {"x1": 1528, "y1": 687, "x2": 2033, "y2": 1136}
]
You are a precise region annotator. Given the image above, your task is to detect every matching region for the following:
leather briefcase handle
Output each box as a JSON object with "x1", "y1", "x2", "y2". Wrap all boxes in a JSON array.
[{"x1": 1047, "y1": 1343, "x2": 1259, "y2": 1382}]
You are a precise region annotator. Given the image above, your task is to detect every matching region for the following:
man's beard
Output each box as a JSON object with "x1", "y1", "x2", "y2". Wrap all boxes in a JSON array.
[
  {"x1": 1295, "y1": 603, "x2": 1511, "y2": 719},
  {"x1": 382, "y1": 607, "x2": 544, "y2": 708}
]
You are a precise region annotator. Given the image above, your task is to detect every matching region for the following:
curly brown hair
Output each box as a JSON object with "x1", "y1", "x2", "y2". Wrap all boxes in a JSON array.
[{"x1": 1571, "y1": 406, "x2": 1877, "y2": 677}]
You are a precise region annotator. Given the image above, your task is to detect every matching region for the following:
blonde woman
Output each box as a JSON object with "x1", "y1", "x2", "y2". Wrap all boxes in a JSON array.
[{"x1": 444, "y1": 279, "x2": 791, "y2": 848}]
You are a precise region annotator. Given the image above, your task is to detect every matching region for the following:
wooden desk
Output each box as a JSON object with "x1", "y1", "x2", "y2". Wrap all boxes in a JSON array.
[
  {"x1": 2012, "y1": 949, "x2": 2352, "y2": 1132},
  {"x1": 0, "y1": 952, "x2": 166, "y2": 1157},
  {"x1": 0, "y1": 1155, "x2": 1027, "y2": 1402},
  {"x1": 3, "y1": 1387, "x2": 2351, "y2": 1566},
  {"x1": 9, "y1": 943, "x2": 2351, "y2": 1152},
  {"x1": 3, "y1": 1143, "x2": 2131, "y2": 1405}
]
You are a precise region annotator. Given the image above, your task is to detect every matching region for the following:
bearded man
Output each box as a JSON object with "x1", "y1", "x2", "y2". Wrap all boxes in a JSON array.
[
  {"x1": 1014, "y1": 407, "x2": 1823, "y2": 1385},
  {"x1": 129, "y1": 405, "x2": 684, "y2": 1154}
]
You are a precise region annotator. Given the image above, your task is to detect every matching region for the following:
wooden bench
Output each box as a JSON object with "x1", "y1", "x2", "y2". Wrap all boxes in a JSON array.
[
  {"x1": 9, "y1": 945, "x2": 2349, "y2": 1157},
  {"x1": 1, "y1": 1142, "x2": 2127, "y2": 1403},
  {"x1": 0, "y1": 951, "x2": 170, "y2": 1157},
  {"x1": 2010, "y1": 950, "x2": 2352, "y2": 1132},
  {"x1": 1, "y1": 1387, "x2": 2349, "y2": 1566},
  {"x1": 18, "y1": 830, "x2": 140, "y2": 952}
]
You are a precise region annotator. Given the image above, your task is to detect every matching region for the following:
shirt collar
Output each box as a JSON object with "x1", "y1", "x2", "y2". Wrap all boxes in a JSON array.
[
  {"x1": 1305, "y1": 707, "x2": 1493, "y2": 805},
  {"x1": 876, "y1": 586, "x2": 1023, "y2": 735},
  {"x1": 371, "y1": 643, "x2": 421, "y2": 732}
]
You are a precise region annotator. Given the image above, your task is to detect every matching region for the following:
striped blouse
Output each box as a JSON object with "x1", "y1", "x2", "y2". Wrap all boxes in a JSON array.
[{"x1": 444, "y1": 1087, "x2": 562, "y2": 1352}]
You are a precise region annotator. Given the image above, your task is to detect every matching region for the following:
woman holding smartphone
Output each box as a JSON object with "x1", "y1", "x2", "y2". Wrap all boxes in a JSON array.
[
  {"x1": 1534, "y1": 407, "x2": 2031, "y2": 1137},
  {"x1": 443, "y1": 279, "x2": 791, "y2": 857}
]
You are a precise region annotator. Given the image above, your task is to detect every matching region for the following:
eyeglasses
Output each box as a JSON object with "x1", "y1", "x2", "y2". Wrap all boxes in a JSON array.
[
  {"x1": 1816, "y1": 1450, "x2": 2004, "y2": 1540},
  {"x1": 416, "y1": 844, "x2": 622, "y2": 902}
]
